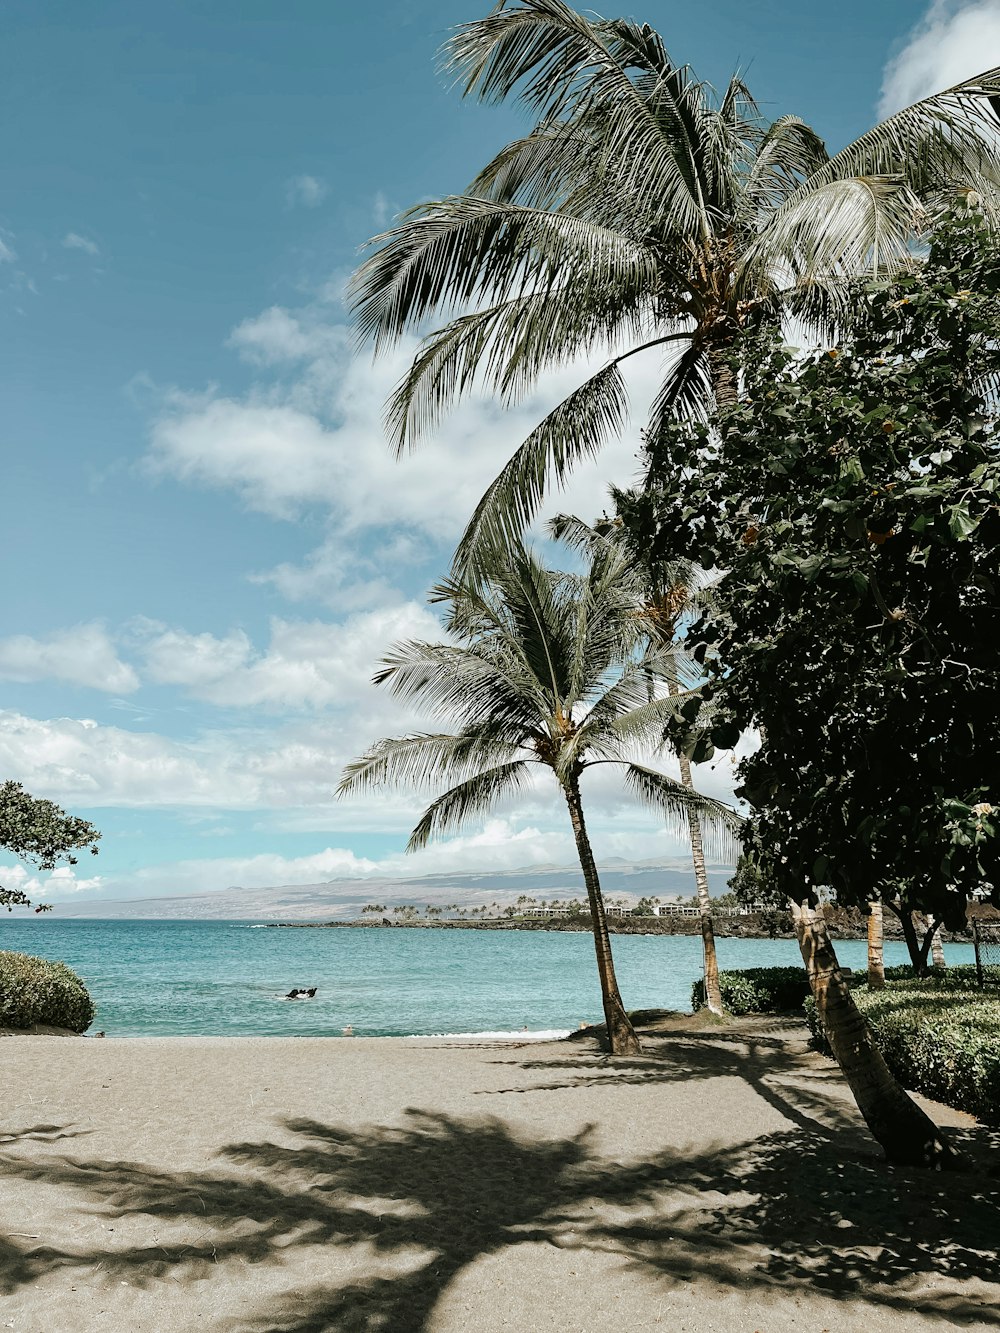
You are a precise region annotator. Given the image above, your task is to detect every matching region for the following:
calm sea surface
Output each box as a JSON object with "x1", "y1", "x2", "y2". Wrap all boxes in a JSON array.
[{"x1": 0, "y1": 918, "x2": 977, "y2": 1039}]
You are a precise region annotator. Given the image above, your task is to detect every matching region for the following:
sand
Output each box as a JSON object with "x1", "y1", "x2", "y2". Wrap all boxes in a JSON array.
[{"x1": 1, "y1": 1019, "x2": 997, "y2": 1332}]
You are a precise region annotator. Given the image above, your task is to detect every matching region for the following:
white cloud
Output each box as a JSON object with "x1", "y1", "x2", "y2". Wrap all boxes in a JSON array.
[
  {"x1": 250, "y1": 533, "x2": 422, "y2": 611},
  {"x1": 134, "y1": 604, "x2": 440, "y2": 710},
  {"x1": 285, "y1": 174, "x2": 328, "y2": 208},
  {"x1": 147, "y1": 311, "x2": 651, "y2": 552},
  {"x1": 62, "y1": 231, "x2": 100, "y2": 256},
  {"x1": 0, "y1": 624, "x2": 138, "y2": 693},
  {"x1": 880, "y1": 1, "x2": 1000, "y2": 115},
  {"x1": 227, "y1": 307, "x2": 344, "y2": 366},
  {"x1": 0, "y1": 236, "x2": 15, "y2": 264}
]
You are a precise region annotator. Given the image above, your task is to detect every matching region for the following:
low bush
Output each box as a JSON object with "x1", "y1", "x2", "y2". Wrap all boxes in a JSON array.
[
  {"x1": 692, "y1": 966, "x2": 811, "y2": 1016},
  {"x1": 806, "y1": 967, "x2": 1000, "y2": 1124},
  {"x1": 0, "y1": 951, "x2": 95, "y2": 1032}
]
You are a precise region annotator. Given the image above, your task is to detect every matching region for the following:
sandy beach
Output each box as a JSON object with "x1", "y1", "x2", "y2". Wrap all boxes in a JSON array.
[{"x1": 2, "y1": 1020, "x2": 997, "y2": 1332}]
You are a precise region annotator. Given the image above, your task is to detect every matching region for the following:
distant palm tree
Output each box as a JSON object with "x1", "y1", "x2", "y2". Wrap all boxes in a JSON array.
[
  {"x1": 551, "y1": 512, "x2": 726, "y2": 1013},
  {"x1": 339, "y1": 541, "x2": 740, "y2": 1054},
  {"x1": 350, "y1": 0, "x2": 1000, "y2": 577}
]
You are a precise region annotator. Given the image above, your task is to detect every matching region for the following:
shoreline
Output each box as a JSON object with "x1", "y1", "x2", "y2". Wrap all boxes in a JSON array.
[{"x1": 263, "y1": 913, "x2": 979, "y2": 944}]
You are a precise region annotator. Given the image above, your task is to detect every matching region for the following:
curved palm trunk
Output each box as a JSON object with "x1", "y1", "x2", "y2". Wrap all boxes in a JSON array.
[
  {"x1": 790, "y1": 898, "x2": 960, "y2": 1167},
  {"x1": 564, "y1": 777, "x2": 641, "y2": 1056},
  {"x1": 867, "y1": 899, "x2": 885, "y2": 990},
  {"x1": 678, "y1": 750, "x2": 724, "y2": 1015}
]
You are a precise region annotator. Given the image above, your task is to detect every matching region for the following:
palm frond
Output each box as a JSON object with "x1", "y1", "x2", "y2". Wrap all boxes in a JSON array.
[
  {"x1": 407, "y1": 761, "x2": 535, "y2": 850},
  {"x1": 337, "y1": 730, "x2": 522, "y2": 796},
  {"x1": 621, "y1": 762, "x2": 743, "y2": 859},
  {"x1": 752, "y1": 69, "x2": 1000, "y2": 277},
  {"x1": 350, "y1": 195, "x2": 656, "y2": 357},
  {"x1": 645, "y1": 338, "x2": 712, "y2": 428},
  {"x1": 738, "y1": 115, "x2": 830, "y2": 217},
  {"x1": 372, "y1": 640, "x2": 543, "y2": 733},
  {"x1": 745, "y1": 175, "x2": 925, "y2": 288},
  {"x1": 451, "y1": 359, "x2": 630, "y2": 581},
  {"x1": 447, "y1": 1, "x2": 715, "y2": 238}
]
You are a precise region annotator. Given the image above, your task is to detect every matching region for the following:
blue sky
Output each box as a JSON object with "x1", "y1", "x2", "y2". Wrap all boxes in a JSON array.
[{"x1": 1, "y1": 0, "x2": 995, "y2": 902}]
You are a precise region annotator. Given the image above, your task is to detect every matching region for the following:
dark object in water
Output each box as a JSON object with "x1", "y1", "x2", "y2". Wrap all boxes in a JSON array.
[{"x1": 285, "y1": 987, "x2": 318, "y2": 999}]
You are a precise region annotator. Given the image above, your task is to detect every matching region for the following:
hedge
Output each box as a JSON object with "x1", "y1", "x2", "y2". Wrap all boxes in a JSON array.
[
  {"x1": 805, "y1": 966, "x2": 1000, "y2": 1125},
  {"x1": 691, "y1": 966, "x2": 811, "y2": 1016},
  {"x1": 0, "y1": 951, "x2": 95, "y2": 1032}
]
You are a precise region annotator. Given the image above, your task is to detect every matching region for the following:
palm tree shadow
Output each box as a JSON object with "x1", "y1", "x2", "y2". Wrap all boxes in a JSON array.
[
  {"x1": 491, "y1": 1030, "x2": 859, "y2": 1135},
  {"x1": 1, "y1": 1094, "x2": 998, "y2": 1330}
]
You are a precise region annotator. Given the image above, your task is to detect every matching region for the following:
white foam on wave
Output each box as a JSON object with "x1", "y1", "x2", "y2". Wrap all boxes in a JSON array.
[{"x1": 404, "y1": 1028, "x2": 572, "y2": 1043}]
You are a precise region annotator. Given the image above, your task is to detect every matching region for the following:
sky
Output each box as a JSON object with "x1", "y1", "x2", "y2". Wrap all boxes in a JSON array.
[{"x1": 1, "y1": 0, "x2": 995, "y2": 904}]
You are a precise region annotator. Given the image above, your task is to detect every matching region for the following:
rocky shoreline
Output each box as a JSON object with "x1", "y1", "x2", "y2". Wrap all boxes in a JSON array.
[{"x1": 265, "y1": 909, "x2": 984, "y2": 944}]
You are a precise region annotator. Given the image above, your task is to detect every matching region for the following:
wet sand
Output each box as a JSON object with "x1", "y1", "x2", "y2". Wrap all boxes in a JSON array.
[{"x1": 2, "y1": 1020, "x2": 997, "y2": 1332}]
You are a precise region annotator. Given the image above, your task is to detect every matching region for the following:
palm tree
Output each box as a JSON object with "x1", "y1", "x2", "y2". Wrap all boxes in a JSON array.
[
  {"x1": 338, "y1": 541, "x2": 740, "y2": 1055},
  {"x1": 350, "y1": 0, "x2": 1000, "y2": 577},
  {"x1": 551, "y1": 512, "x2": 726, "y2": 1013}
]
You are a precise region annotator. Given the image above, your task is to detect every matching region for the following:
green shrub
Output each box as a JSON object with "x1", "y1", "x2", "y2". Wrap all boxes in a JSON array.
[
  {"x1": 805, "y1": 968, "x2": 1000, "y2": 1124},
  {"x1": 692, "y1": 966, "x2": 811, "y2": 1016},
  {"x1": 0, "y1": 951, "x2": 95, "y2": 1032}
]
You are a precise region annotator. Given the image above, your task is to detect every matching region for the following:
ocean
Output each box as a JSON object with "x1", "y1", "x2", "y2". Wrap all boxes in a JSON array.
[{"x1": 0, "y1": 918, "x2": 977, "y2": 1039}]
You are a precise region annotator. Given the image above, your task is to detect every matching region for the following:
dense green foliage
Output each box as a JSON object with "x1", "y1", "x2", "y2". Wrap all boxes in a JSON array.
[
  {"x1": 692, "y1": 966, "x2": 811, "y2": 1015},
  {"x1": 0, "y1": 951, "x2": 95, "y2": 1032},
  {"x1": 806, "y1": 968, "x2": 1000, "y2": 1123},
  {"x1": 628, "y1": 216, "x2": 1000, "y2": 927},
  {"x1": 0, "y1": 782, "x2": 101, "y2": 912}
]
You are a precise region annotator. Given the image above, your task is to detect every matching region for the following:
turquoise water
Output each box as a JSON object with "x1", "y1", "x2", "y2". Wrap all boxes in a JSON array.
[{"x1": 0, "y1": 919, "x2": 977, "y2": 1038}]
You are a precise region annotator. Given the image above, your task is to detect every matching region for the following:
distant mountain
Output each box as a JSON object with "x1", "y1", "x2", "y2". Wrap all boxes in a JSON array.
[{"x1": 50, "y1": 860, "x2": 735, "y2": 920}]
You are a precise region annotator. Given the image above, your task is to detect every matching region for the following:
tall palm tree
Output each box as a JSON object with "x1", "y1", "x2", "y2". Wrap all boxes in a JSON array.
[
  {"x1": 350, "y1": 0, "x2": 1000, "y2": 577},
  {"x1": 338, "y1": 541, "x2": 740, "y2": 1055},
  {"x1": 550, "y1": 512, "x2": 726, "y2": 1013}
]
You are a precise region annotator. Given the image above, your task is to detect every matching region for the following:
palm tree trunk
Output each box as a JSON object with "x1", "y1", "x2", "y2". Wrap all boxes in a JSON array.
[
  {"x1": 678, "y1": 750, "x2": 724, "y2": 1015},
  {"x1": 928, "y1": 915, "x2": 946, "y2": 969},
  {"x1": 867, "y1": 900, "x2": 885, "y2": 990},
  {"x1": 666, "y1": 674, "x2": 724, "y2": 1015},
  {"x1": 705, "y1": 328, "x2": 740, "y2": 414},
  {"x1": 790, "y1": 898, "x2": 960, "y2": 1168},
  {"x1": 564, "y1": 777, "x2": 641, "y2": 1056}
]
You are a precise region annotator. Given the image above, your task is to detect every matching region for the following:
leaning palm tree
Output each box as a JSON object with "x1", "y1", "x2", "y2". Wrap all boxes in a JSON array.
[
  {"x1": 338, "y1": 541, "x2": 740, "y2": 1055},
  {"x1": 550, "y1": 511, "x2": 726, "y2": 1014},
  {"x1": 350, "y1": 0, "x2": 1000, "y2": 577}
]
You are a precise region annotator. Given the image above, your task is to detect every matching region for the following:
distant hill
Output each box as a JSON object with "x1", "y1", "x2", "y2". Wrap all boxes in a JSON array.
[{"x1": 50, "y1": 860, "x2": 735, "y2": 920}]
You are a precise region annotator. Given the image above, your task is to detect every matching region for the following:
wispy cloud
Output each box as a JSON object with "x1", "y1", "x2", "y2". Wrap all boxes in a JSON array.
[
  {"x1": 0, "y1": 235, "x2": 16, "y2": 264},
  {"x1": 62, "y1": 231, "x2": 100, "y2": 256},
  {"x1": 0, "y1": 623, "x2": 138, "y2": 693},
  {"x1": 880, "y1": 0, "x2": 1000, "y2": 115},
  {"x1": 285, "y1": 174, "x2": 329, "y2": 208}
]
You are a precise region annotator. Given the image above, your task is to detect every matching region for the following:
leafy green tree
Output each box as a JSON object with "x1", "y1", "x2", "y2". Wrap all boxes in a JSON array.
[
  {"x1": 0, "y1": 783, "x2": 101, "y2": 913},
  {"x1": 350, "y1": 0, "x2": 1000, "y2": 577},
  {"x1": 339, "y1": 542, "x2": 739, "y2": 1054},
  {"x1": 626, "y1": 213, "x2": 1000, "y2": 1165}
]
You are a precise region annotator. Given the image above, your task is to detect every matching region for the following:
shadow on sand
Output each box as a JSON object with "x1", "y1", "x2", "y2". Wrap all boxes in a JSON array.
[{"x1": 1, "y1": 1035, "x2": 998, "y2": 1331}]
